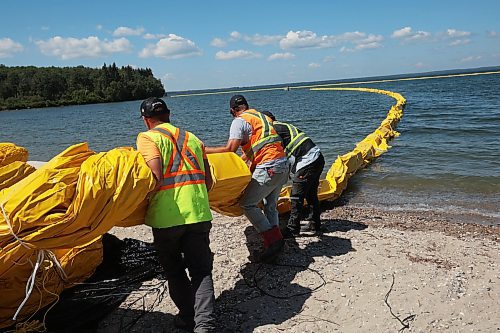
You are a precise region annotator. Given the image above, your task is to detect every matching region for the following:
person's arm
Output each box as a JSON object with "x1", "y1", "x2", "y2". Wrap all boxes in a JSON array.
[
  {"x1": 137, "y1": 134, "x2": 163, "y2": 193},
  {"x1": 205, "y1": 139, "x2": 241, "y2": 154},
  {"x1": 205, "y1": 118, "x2": 245, "y2": 154},
  {"x1": 203, "y1": 158, "x2": 214, "y2": 191},
  {"x1": 146, "y1": 157, "x2": 163, "y2": 192}
]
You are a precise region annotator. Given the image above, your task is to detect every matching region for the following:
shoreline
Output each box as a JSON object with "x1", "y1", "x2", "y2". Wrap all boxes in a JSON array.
[{"x1": 102, "y1": 203, "x2": 499, "y2": 332}]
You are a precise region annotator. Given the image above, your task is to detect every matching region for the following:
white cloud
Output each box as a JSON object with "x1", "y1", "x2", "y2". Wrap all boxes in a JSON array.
[
  {"x1": 355, "y1": 42, "x2": 381, "y2": 50},
  {"x1": 215, "y1": 29, "x2": 380, "y2": 51},
  {"x1": 280, "y1": 30, "x2": 382, "y2": 52},
  {"x1": 392, "y1": 27, "x2": 412, "y2": 38},
  {"x1": 36, "y1": 36, "x2": 131, "y2": 60},
  {"x1": 244, "y1": 33, "x2": 283, "y2": 46},
  {"x1": 450, "y1": 39, "x2": 471, "y2": 46},
  {"x1": 338, "y1": 32, "x2": 384, "y2": 51},
  {"x1": 267, "y1": 52, "x2": 295, "y2": 61},
  {"x1": 96, "y1": 24, "x2": 103, "y2": 30},
  {"x1": 229, "y1": 31, "x2": 242, "y2": 40},
  {"x1": 340, "y1": 39, "x2": 382, "y2": 52},
  {"x1": 41, "y1": 26, "x2": 50, "y2": 31},
  {"x1": 213, "y1": 31, "x2": 282, "y2": 47},
  {"x1": 162, "y1": 73, "x2": 176, "y2": 81},
  {"x1": 460, "y1": 55, "x2": 482, "y2": 63},
  {"x1": 0, "y1": 38, "x2": 24, "y2": 58},
  {"x1": 210, "y1": 37, "x2": 227, "y2": 48},
  {"x1": 434, "y1": 28, "x2": 472, "y2": 46},
  {"x1": 308, "y1": 62, "x2": 321, "y2": 68},
  {"x1": 487, "y1": 31, "x2": 498, "y2": 37},
  {"x1": 139, "y1": 34, "x2": 202, "y2": 59},
  {"x1": 323, "y1": 55, "x2": 335, "y2": 63},
  {"x1": 143, "y1": 33, "x2": 168, "y2": 40},
  {"x1": 392, "y1": 27, "x2": 431, "y2": 42},
  {"x1": 415, "y1": 62, "x2": 425, "y2": 68},
  {"x1": 280, "y1": 30, "x2": 335, "y2": 49},
  {"x1": 113, "y1": 26, "x2": 145, "y2": 37},
  {"x1": 446, "y1": 29, "x2": 471, "y2": 38},
  {"x1": 215, "y1": 50, "x2": 261, "y2": 60}
]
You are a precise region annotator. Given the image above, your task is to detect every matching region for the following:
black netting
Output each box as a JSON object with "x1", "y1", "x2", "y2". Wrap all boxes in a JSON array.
[{"x1": 43, "y1": 233, "x2": 164, "y2": 332}]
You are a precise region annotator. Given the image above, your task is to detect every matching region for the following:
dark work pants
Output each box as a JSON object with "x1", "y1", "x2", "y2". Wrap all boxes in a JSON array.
[
  {"x1": 152, "y1": 221, "x2": 215, "y2": 333},
  {"x1": 287, "y1": 153, "x2": 325, "y2": 230}
]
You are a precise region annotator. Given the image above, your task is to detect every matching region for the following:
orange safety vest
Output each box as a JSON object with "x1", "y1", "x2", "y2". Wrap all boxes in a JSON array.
[{"x1": 239, "y1": 109, "x2": 285, "y2": 166}]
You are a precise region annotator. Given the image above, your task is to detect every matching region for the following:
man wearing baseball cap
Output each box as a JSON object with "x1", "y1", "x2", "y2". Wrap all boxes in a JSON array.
[
  {"x1": 261, "y1": 111, "x2": 325, "y2": 236},
  {"x1": 137, "y1": 97, "x2": 216, "y2": 332},
  {"x1": 205, "y1": 95, "x2": 289, "y2": 263}
]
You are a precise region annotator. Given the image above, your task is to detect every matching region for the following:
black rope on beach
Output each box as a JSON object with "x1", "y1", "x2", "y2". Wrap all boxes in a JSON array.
[
  {"x1": 384, "y1": 274, "x2": 416, "y2": 332},
  {"x1": 72, "y1": 280, "x2": 168, "y2": 332},
  {"x1": 241, "y1": 262, "x2": 326, "y2": 299},
  {"x1": 119, "y1": 280, "x2": 168, "y2": 332}
]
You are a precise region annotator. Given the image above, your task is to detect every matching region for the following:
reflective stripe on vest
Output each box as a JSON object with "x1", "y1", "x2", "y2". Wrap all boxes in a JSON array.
[
  {"x1": 274, "y1": 121, "x2": 309, "y2": 157},
  {"x1": 151, "y1": 127, "x2": 206, "y2": 190},
  {"x1": 240, "y1": 111, "x2": 281, "y2": 160}
]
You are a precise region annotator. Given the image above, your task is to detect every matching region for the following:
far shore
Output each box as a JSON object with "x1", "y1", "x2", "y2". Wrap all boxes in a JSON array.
[{"x1": 3, "y1": 67, "x2": 499, "y2": 112}]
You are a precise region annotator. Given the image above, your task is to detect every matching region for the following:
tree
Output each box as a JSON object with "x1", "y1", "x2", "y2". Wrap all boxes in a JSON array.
[{"x1": 0, "y1": 64, "x2": 165, "y2": 110}]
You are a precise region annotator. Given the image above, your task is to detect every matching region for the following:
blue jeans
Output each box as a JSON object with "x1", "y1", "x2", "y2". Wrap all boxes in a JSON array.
[{"x1": 239, "y1": 161, "x2": 290, "y2": 233}]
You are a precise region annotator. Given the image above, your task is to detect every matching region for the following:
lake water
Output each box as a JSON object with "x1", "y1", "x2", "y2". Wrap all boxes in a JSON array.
[{"x1": 1, "y1": 73, "x2": 499, "y2": 225}]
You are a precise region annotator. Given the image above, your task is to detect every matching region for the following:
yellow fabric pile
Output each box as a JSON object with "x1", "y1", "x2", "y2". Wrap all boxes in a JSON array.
[
  {"x1": 0, "y1": 143, "x2": 36, "y2": 191},
  {"x1": 0, "y1": 143, "x2": 29, "y2": 166},
  {"x1": 0, "y1": 143, "x2": 155, "y2": 329},
  {"x1": 277, "y1": 87, "x2": 406, "y2": 213}
]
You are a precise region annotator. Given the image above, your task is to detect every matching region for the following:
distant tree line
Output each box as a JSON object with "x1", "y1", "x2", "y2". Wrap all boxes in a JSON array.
[{"x1": 0, "y1": 63, "x2": 165, "y2": 110}]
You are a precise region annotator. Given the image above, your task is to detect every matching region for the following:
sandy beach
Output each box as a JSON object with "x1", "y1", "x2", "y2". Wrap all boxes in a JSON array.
[{"x1": 97, "y1": 203, "x2": 499, "y2": 333}]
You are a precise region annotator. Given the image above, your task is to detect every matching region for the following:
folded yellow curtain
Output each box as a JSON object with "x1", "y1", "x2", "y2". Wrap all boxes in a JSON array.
[{"x1": 0, "y1": 143, "x2": 155, "y2": 328}]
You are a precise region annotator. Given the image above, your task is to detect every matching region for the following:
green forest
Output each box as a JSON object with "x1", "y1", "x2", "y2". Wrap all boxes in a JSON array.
[{"x1": 0, "y1": 63, "x2": 165, "y2": 110}]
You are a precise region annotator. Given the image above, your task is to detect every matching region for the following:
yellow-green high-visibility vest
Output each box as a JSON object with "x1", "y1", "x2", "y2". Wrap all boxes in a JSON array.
[
  {"x1": 273, "y1": 121, "x2": 310, "y2": 157},
  {"x1": 141, "y1": 123, "x2": 212, "y2": 228}
]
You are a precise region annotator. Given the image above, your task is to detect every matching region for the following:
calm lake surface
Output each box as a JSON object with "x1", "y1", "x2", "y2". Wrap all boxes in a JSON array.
[{"x1": 1, "y1": 74, "x2": 499, "y2": 225}]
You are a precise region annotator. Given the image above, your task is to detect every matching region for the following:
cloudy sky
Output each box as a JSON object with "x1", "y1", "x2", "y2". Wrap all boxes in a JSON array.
[{"x1": 1, "y1": 0, "x2": 499, "y2": 91}]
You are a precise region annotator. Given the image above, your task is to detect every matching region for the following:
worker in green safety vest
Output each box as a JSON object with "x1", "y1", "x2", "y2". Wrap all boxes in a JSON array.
[
  {"x1": 262, "y1": 111, "x2": 326, "y2": 237},
  {"x1": 136, "y1": 97, "x2": 216, "y2": 332}
]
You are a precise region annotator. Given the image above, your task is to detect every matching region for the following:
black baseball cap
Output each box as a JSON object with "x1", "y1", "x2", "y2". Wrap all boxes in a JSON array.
[
  {"x1": 229, "y1": 95, "x2": 248, "y2": 109},
  {"x1": 140, "y1": 97, "x2": 170, "y2": 118},
  {"x1": 261, "y1": 111, "x2": 276, "y2": 121}
]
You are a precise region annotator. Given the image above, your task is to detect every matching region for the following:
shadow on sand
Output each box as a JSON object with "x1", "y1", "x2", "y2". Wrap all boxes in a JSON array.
[
  {"x1": 213, "y1": 215, "x2": 363, "y2": 332},
  {"x1": 14, "y1": 209, "x2": 367, "y2": 333}
]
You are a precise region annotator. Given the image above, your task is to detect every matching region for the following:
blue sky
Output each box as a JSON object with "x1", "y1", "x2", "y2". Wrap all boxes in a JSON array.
[{"x1": 1, "y1": 0, "x2": 499, "y2": 91}]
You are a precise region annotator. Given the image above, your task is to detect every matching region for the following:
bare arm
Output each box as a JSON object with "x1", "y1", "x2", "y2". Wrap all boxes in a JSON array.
[
  {"x1": 205, "y1": 138, "x2": 241, "y2": 154},
  {"x1": 146, "y1": 157, "x2": 163, "y2": 192},
  {"x1": 203, "y1": 158, "x2": 214, "y2": 191}
]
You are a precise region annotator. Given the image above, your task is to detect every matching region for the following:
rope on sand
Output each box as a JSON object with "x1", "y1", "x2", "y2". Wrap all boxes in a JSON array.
[{"x1": 384, "y1": 273, "x2": 416, "y2": 332}]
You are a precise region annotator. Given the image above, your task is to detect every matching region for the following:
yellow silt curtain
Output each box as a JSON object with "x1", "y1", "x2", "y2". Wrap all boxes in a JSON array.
[
  {"x1": 0, "y1": 143, "x2": 35, "y2": 191},
  {"x1": 277, "y1": 87, "x2": 405, "y2": 213},
  {"x1": 0, "y1": 143, "x2": 156, "y2": 328},
  {"x1": 0, "y1": 143, "x2": 29, "y2": 166},
  {"x1": 0, "y1": 161, "x2": 36, "y2": 191}
]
